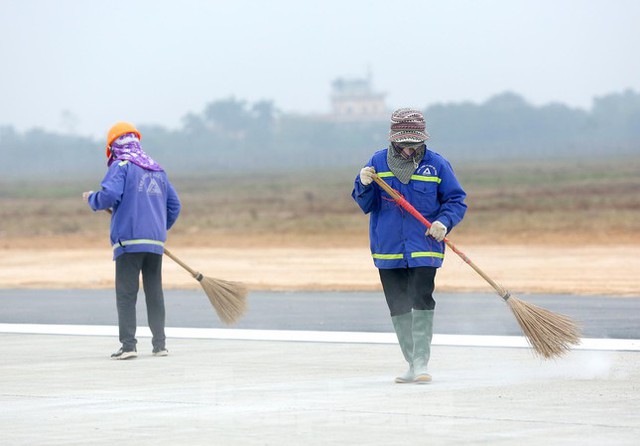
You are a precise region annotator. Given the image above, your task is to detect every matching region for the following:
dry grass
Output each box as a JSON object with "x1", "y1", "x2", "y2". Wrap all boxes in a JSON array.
[
  {"x1": 457, "y1": 159, "x2": 640, "y2": 243},
  {"x1": 1, "y1": 157, "x2": 639, "y2": 248}
]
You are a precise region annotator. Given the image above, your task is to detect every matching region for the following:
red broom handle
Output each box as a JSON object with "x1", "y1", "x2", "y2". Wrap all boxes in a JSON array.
[{"x1": 371, "y1": 174, "x2": 510, "y2": 300}]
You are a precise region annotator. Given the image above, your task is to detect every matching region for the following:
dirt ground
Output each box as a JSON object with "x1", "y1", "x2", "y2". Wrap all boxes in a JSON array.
[
  {"x1": 0, "y1": 232, "x2": 638, "y2": 297},
  {"x1": 2, "y1": 159, "x2": 638, "y2": 296}
]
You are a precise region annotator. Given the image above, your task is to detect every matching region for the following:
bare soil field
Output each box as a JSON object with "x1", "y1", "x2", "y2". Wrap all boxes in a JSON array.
[
  {"x1": 1, "y1": 160, "x2": 638, "y2": 296},
  {"x1": 0, "y1": 231, "x2": 638, "y2": 296}
]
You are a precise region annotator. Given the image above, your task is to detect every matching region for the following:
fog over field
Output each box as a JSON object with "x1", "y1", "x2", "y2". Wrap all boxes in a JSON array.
[
  {"x1": 1, "y1": 89, "x2": 639, "y2": 181},
  {"x1": 1, "y1": 0, "x2": 639, "y2": 181}
]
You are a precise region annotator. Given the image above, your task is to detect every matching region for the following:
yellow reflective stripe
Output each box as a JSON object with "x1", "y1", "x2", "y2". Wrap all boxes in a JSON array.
[
  {"x1": 373, "y1": 252, "x2": 445, "y2": 260},
  {"x1": 375, "y1": 171, "x2": 441, "y2": 183},
  {"x1": 118, "y1": 160, "x2": 129, "y2": 166},
  {"x1": 113, "y1": 239, "x2": 165, "y2": 250},
  {"x1": 411, "y1": 251, "x2": 445, "y2": 259},
  {"x1": 411, "y1": 175, "x2": 441, "y2": 183},
  {"x1": 372, "y1": 253, "x2": 404, "y2": 260}
]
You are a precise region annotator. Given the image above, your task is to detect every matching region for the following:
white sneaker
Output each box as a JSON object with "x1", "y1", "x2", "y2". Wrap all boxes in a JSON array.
[
  {"x1": 152, "y1": 348, "x2": 168, "y2": 357},
  {"x1": 111, "y1": 347, "x2": 137, "y2": 360}
]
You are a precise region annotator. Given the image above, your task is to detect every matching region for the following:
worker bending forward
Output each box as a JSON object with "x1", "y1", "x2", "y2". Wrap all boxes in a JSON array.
[{"x1": 352, "y1": 108, "x2": 467, "y2": 383}]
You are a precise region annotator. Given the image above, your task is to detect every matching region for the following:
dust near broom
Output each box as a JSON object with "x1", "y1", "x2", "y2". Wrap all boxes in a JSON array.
[{"x1": 1, "y1": 160, "x2": 639, "y2": 296}]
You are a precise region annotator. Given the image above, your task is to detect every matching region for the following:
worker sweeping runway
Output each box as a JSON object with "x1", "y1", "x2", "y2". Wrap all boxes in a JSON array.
[
  {"x1": 353, "y1": 108, "x2": 580, "y2": 384},
  {"x1": 83, "y1": 122, "x2": 247, "y2": 359}
]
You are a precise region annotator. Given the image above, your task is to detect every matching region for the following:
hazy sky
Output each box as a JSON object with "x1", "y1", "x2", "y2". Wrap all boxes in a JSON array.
[{"x1": 1, "y1": 0, "x2": 639, "y2": 138}]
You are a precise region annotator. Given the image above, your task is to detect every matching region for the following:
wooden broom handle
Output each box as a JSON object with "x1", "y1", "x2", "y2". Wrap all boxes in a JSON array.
[
  {"x1": 104, "y1": 209, "x2": 199, "y2": 279},
  {"x1": 371, "y1": 173, "x2": 510, "y2": 300},
  {"x1": 162, "y1": 247, "x2": 199, "y2": 278}
]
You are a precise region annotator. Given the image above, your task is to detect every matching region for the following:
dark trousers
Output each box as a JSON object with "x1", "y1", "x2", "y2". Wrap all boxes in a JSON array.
[
  {"x1": 379, "y1": 267, "x2": 437, "y2": 316},
  {"x1": 115, "y1": 252, "x2": 165, "y2": 350}
]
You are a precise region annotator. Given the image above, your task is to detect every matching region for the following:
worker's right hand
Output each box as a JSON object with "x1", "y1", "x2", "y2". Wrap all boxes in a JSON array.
[
  {"x1": 82, "y1": 191, "x2": 94, "y2": 202},
  {"x1": 359, "y1": 167, "x2": 376, "y2": 186}
]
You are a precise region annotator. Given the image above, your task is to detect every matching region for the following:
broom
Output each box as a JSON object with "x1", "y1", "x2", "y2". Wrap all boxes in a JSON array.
[
  {"x1": 371, "y1": 174, "x2": 581, "y2": 359},
  {"x1": 161, "y1": 247, "x2": 248, "y2": 325},
  {"x1": 105, "y1": 210, "x2": 248, "y2": 324}
]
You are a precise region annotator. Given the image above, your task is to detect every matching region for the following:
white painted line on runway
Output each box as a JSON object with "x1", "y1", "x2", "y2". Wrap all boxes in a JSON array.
[{"x1": 0, "y1": 323, "x2": 638, "y2": 352}]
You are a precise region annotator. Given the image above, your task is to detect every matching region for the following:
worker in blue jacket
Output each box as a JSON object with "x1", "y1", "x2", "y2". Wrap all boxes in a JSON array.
[
  {"x1": 83, "y1": 122, "x2": 181, "y2": 360},
  {"x1": 352, "y1": 108, "x2": 467, "y2": 383}
]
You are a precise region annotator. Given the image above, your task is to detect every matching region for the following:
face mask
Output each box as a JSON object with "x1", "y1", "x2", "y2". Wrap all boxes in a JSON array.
[{"x1": 394, "y1": 142, "x2": 423, "y2": 159}]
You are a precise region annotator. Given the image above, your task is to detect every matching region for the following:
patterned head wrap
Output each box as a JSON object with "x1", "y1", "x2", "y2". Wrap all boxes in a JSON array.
[
  {"x1": 108, "y1": 133, "x2": 163, "y2": 171},
  {"x1": 388, "y1": 108, "x2": 430, "y2": 143}
]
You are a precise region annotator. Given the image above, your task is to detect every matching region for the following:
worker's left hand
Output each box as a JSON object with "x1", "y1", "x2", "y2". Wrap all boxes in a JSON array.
[
  {"x1": 82, "y1": 191, "x2": 94, "y2": 202},
  {"x1": 426, "y1": 220, "x2": 447, "y2": 242}
]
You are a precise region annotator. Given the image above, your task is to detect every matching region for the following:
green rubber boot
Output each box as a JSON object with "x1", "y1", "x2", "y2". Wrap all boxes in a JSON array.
[
  {"x1": 412, "y1": 309, "x2": 434, "y2": 383},
  {"x1": 391, "y1": 312, "x2": 414, "y2": 383}
]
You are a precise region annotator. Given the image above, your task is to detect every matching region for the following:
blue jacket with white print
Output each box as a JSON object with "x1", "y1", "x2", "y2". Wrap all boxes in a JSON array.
[
  {"x1": 88, "y1": 160, "x2": 181, "y2": 259},
  {"x1": 352, "y1": 147, "x2": 467, "y2": 269}
]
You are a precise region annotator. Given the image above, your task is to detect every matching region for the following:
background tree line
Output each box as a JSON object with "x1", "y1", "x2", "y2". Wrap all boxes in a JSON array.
[{"x1": 1, "y1": 89, "x2": 639, "y2": 180}]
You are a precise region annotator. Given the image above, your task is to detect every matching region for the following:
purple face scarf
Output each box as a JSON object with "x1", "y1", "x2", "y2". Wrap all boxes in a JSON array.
[{"x1": 108, "y1": 133, "x2": 163, "y2": 171}]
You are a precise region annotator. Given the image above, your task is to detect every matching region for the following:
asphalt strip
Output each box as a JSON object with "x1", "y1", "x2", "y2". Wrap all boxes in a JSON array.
[{"x1": 0, "y1": 323, "x2": 638, "y2": 352}]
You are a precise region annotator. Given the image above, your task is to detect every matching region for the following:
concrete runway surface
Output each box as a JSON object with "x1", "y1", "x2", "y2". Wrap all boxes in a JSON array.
[{"x1": 1, "y1": 289, "x2": 639, "y2": 445}]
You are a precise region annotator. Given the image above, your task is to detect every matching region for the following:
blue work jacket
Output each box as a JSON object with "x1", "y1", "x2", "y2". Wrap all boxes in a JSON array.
[
  {"x1": 352, "y1": 148, "x2": 467, "y2": 269},
  {"x1": 88, "y1": 160, "x2": 181, "y2": 259}
]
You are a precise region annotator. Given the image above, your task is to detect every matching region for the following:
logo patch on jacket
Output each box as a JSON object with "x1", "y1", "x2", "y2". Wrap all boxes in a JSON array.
[
  {"x1": 138, "y1": 172, "x2": 164, "y2": 195},
  {"x1": 146, "y1": 178, "x2": 162, "y2": 196},
  {"x1": 416, "y1": 164, "x2": 437, "y2": 176}
]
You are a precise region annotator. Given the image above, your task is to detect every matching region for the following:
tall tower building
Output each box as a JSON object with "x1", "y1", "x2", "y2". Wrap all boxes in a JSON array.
[{"x1": 329, "y1": 74, "x2": 387, "y2": 121}]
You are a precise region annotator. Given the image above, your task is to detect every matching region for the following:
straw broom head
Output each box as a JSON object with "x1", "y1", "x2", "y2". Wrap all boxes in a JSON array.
[
  {"x1": 506, "y1": 294, "x2": 582, "y2": 359},
  {"x1": 197, "y1": 275, "x2": 249, "y2": 325},
  {"x1": 161, "y1": 247, "x2": 249, "y2": 325}
]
